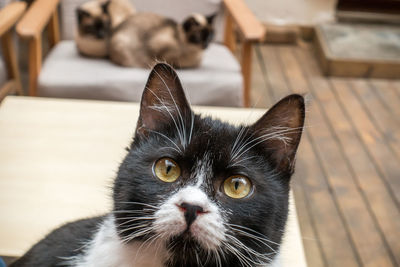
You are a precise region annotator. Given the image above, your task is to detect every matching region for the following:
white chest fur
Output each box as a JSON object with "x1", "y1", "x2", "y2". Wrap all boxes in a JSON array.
[
  {"x1": 70, "y1": 216, "x2": 168, "y2": 267},
  {"x1": 66, "y1": 215, "x2": 282, "y2": 267}
]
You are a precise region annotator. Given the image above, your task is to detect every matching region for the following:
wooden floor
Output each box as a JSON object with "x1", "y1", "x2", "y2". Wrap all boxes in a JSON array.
[{"x1": 250, "y1": 43, "x2": 400, "y2": 267}]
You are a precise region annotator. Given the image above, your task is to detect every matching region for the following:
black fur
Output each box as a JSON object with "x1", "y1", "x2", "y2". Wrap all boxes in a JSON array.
[{"x1": 10, "y1": 217, "x2": 104, "y2": 267}]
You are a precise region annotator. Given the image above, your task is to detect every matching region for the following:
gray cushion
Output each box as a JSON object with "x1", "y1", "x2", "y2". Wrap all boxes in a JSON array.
[
  {"x1": 60, "y1": 0, "x2": 224, "y2": 42},
  {"x1": 0, "y1": 1, "x2": 10, "y2": 88},
  {"x1": 38, "y1": 41, "x2": 242, "y2": 107},
  {"x1": 0, "y1": 0, "x2": 12, "y2": 9},
  {"x1": 0, "y1": 57, "x2": 7, "y2": 88}
]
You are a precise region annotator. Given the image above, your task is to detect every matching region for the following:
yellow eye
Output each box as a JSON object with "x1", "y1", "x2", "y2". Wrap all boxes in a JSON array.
[
  {"x1": 223, "y1": 176, "x2": 252, "y2": 199},
  {"x1": 153, "y1": 158, "x2": 181, "y2": 182}
]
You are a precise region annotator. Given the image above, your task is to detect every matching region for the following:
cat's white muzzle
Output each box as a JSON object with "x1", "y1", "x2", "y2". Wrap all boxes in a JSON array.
[{"x1": 153, "y1": 186, "x2": 226, "y2": 250}]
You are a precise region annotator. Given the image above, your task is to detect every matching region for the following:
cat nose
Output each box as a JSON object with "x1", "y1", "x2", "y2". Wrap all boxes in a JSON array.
[{"x1": 178, "y1": 202, "x2": 206, "y2": 227}]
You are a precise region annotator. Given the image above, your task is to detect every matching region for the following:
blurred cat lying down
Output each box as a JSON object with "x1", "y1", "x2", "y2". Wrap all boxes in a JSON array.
[{"x1": 75, "y1": 0, "x2": 216, "y2": 68}]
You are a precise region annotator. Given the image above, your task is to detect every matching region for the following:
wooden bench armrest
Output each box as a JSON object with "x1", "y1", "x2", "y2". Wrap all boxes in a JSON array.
[
  {"x1": 0, "y1": 2, "x2": 27, "y2": 36},
  {"x1": 16, "y1": 0, "x2": 59, "y2": 39},
  {"x1": 222, "y1": 0, "x2": 265, "y2": 107},
  {"x1": 16, "y1": 0, "x2": 61, "y2": 97},
  {"x1": 223, "y1": 0, "x2": 265, "y2": 41}
]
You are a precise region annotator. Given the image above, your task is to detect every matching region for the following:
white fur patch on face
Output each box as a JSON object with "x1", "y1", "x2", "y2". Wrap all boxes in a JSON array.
[
  {"x1": 153, "y1": 186, "x2": 226, "y2": 251},
  {"x1": 192, "y1": 153, "x2": 213, "y2": 187}
]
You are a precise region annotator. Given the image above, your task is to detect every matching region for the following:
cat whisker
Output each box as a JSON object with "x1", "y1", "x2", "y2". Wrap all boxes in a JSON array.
[
  {"x1": 113, "y1": 209, "x2": 156, "y2": 215},
  {"x1": 115, "y1": 217, "x2": 156, "y2": 228},
  {"x1": 119, "y1": 226, "x2": 153, "y2": 244},
  {"x1": 114, "y1": 214, "x2": 155, "y2": 220},
  {"x1": 152, "y1": 70, "x2": 188, "y2": 148},
  {"x1": 226, "y1": 223, "x2": 280, "y2": 246},
  {"x1": 227, "y1": 155, "x2": 259, "y2": 168},
  {"x1": 224, "y1": 230, "x2": 276, "y2": 267},
  {"x1": 188, "y1": 111, "x2": 195, "y2": 145},
  {"x1": 234, "y1": 126, "x2": 300, "y2": 156},
  {"x1": 145, "y1": 86, "x2": 185, "y2": 149},
  {"x1": 223, "y1": 240, "x2": 255, "y2": 267},
  {"x1": 231, "y1": 130, "x2": 256, "y2": 160},
  {"x1": 232, "y1": 127, "x2": 304, "y2": 161},
  {"x1": 113, "y1": 201, "x2": 159, "y2": 209},
  {"x1": 213, "y1": 247, "x2": 223, "y2": 267},
  {"x1": 113, "y1": 212, "x2": 154, "y2": 218},
  {"x1": 227, "y1": 242, "x2": 271, "y2": 267},
  {"x1": 111, "y1": 210, "x2": 156, "y2": 216},
  {"x1": 117, "y1": 223, "x2": 152, "y2": 235},
  {"x1": 230, "y1": 126, "x2": 248, "y2": 156},
  {"x1": 147, "y1": 129, "x2": 183, "y2": 154},
  {"x1": 229, "y1": 229, "x2": 276, "y2": 253},
  {"x1": 131, "y1": 230, "x2": 163, "y2": 262}
]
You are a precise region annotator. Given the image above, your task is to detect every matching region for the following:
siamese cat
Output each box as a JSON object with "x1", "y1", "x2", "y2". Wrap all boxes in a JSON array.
[
  {"x1": 75, "y1": 0, "x2": 135, "y2": 58},
  {"x1": 109, "y1": 12, "x2": 216, "y2": 68},
  {"x1": 76, "y1": 0, "x2": 216, "y2": 68}
]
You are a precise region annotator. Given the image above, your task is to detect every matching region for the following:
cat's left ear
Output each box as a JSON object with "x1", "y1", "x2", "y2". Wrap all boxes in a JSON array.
[
  {"x1": 251, "y1": 94, "x2": 305, "y2": 173},
  {"x1": 101, "y1": 0, "x2": 111, "y2": 14},
  {"x1": 136, "y1": 63, "x2": 191, "y2": 136},
  {"x1": 206, "y1": 13, "x2": 217, "y2": 24},
  {"x1": 107, "y1": 0, "x2": 135, "y2": 28}
]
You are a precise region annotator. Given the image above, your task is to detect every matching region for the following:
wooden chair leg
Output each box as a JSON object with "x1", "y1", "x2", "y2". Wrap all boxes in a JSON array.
[
  {"x1": 241, "y1": 41, "x2": 252, "y2": 107},
  {"x1": 28, "y1": 36, "x2": 42, "y2": 96},
  {"x1": 223, "y1": 13, "x2": 236, "y2": 53},
  {"x1": 1, "y1": 30, "x2": 23, "y2": 96},
  {"x1": 47, "y1": 9, "x2": 60, "y2": 49}
]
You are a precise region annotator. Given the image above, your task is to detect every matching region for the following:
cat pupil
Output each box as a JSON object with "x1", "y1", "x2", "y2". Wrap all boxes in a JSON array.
[
  {"x1": 235, "y1": 181, "x2": 240, "y2": 190},
  {"x1": 166, "y1": 165, "x2": 171, "y2": 174}
]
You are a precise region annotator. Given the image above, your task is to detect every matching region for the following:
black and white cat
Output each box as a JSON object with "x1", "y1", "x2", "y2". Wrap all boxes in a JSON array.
[{"x1": 11, "y1": 63, "x2": 305, "y2": 267}]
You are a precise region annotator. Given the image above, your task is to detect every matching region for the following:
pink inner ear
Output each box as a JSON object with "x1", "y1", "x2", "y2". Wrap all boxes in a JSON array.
[{"x1": 252, "y1": 94, "x2": 305, "y2": 172}]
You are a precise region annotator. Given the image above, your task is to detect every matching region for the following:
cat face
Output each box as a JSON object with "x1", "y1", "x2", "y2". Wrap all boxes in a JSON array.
[
  {"x1": 76, "y1": 0, "x2": 111, "y2": 39},
  {"x1": 113, "y1": 64, "x2": 305, "y2": 266},
  {"x1": 182, "y1": 14, "x2": 216, "y2": 48}
]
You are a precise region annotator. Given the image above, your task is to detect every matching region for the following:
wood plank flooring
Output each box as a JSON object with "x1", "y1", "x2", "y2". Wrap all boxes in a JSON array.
[{"x1": 251, "y1": 43, "x2": 400, "y2": 267}]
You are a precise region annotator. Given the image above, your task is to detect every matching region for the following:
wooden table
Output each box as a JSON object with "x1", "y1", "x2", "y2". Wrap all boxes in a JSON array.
[{"x1": 0, "y1": 96, "x2": 307, "y2": 266}]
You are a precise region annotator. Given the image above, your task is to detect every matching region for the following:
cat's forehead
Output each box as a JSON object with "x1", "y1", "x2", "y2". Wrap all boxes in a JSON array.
[
  {"x1": 191, "y1": 13, "x2": 207, "y2": 26},
  {"x1": 81, "y1": 1, "x2": 103, "y2": 16},
  {"x1": 184, "y1": 116, "x2": 239, "y2": 157}
]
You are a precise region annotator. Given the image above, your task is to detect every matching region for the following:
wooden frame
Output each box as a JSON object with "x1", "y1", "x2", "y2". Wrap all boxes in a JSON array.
[
  {"x1": 223, "y1": 0, "x2": 266, "y2": 107},
  {"x1": 16, "y1": 0, "x2": 60, "y2": 97},
  {"x1": 0, "y1": 1, "x2": 26, "y2": 102},
  {"x1": 17, "y1": 0, "x2": 265, "y2": 107},
  {"x1": 314, "y1": 25, "x2": 400, "y2": 79}
]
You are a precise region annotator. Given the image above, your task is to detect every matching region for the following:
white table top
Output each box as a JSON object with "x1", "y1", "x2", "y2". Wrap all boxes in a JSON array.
[{"x1": 0, "y1": 96, "x2": 307, "y2": 266}]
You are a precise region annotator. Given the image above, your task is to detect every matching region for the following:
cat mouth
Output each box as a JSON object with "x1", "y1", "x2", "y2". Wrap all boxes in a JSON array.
[{"x1": 168, "y1": 231, "x2": 202, "y2": 249}]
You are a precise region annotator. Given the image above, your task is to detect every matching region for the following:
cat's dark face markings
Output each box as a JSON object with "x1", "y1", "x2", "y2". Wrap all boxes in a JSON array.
[
  {"x1": 76, "y1": 1, "x2": 111, "y2": 39},
  {"x1": 182, "y1": 14, "x2": 216, "y2": 48},
  {"x1": 113, "y1": 63, "x2": 305, "y2": 266}
]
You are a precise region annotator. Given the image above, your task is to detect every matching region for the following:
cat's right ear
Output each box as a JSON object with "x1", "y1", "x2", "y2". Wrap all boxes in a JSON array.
[
  {"x1": 206, "y1": 13, "x2": 217, "y2": 24},
  {"x1": 136, "y1": 63, "x2": 192, "y2": 136},
  {"x1": 251, "y1": 94, "x2": 305, "y2": 174},
  {"x1": 101, "y1": 0, "x2": 111, "y2": 14}
]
